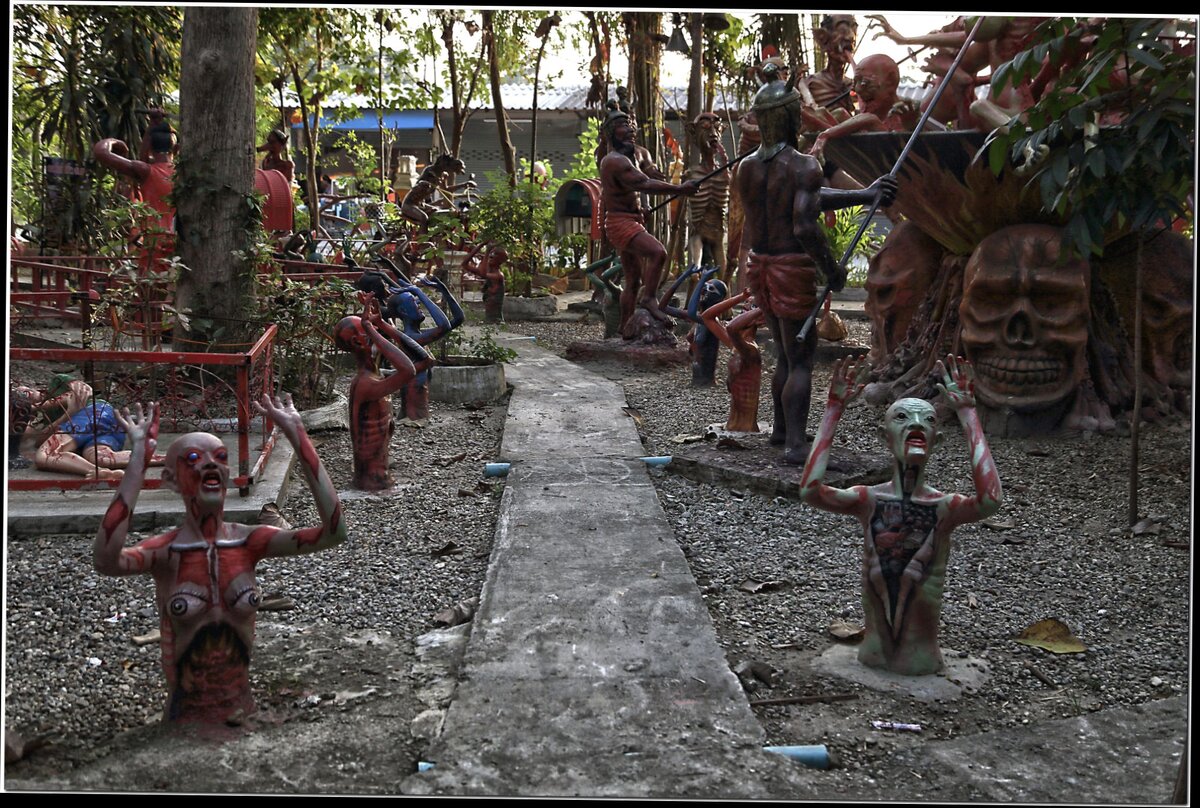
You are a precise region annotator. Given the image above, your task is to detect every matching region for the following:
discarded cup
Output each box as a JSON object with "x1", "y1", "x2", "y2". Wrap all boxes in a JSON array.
[
  {"x1": 639, "y1": 456, "x2": 672, "y2": 467},
  {"x1": 763, "y1": 744, "x2": 831, "y2": 769},
  {"x1": 483, "y1": 462, "x2": 511, "y2": 477},
  {"x1": 417, "y1": 761, "x2": 435, "y2": 772},
  {"x1": 871, "y1": 720, "x2": 922, "y2": 732}
]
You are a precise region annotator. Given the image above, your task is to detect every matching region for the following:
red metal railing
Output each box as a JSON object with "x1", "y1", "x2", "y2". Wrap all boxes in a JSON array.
[{"x1": 9, "y1": 325, "x2": 278, "y2": 495}]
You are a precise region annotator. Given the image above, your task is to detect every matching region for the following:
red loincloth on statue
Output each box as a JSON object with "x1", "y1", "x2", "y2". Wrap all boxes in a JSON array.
[
  {"x1": 604, "y1": 210, "x2": 648, "y2": 252},
  {"x1": 745, "y1": 251, "x2": 818, "y2": 320}
]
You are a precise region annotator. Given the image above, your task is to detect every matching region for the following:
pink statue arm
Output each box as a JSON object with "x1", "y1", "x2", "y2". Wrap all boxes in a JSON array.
[
  {"x1": 93, "y1": 139, "x2": 150, "y2": 183},
  {"x1": 372, "y1": 309, "x2": 436, "y2": 373},
  {"x1": 94, "y1": 403, "x2": 168, "y2": 575},
  {"x1": 725, "y1": 306, "x2": 765, "y2": 353},
  {"x1": 935, "y1": 355, "x2": 1003, "y2": 528},
  {"x1": 249, "y1": 393, "x2": 346, "y2": 557},
  {"x1": 799, "y1": 357, "x2": 873, "y2": 516},
  {"x1": 810, "y1": 114, "x2": 885, "y2": 160},
  {"x1": 699, "y1": 288, "x2": 752, "y2": 350}
]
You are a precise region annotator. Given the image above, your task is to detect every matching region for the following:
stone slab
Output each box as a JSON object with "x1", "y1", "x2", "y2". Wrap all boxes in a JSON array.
[
  {"x1": 812, "y1": 642, "x2": 992, "y2": 703},
  {"x1": 888, "y1": 695, "x2": 1189, "y2": 804},
  {"x1": 6, "y1": 433, "x2": 296, "y2": 537},
  {"x1": 667, "y1": 431, "x2": 892, "y2": 502},
  {"x1": 564, "y1": 339, "x2": 690, "y2": 368}
]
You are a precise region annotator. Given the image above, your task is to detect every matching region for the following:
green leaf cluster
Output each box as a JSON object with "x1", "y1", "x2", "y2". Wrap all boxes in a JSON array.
[{"x1": 986, "y1": 17, "x2": 1195, "y2": 257}]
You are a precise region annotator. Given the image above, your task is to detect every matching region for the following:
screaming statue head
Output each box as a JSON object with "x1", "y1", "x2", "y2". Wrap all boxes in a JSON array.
[
  {"x1": 959, "y1": 225, "x2": 1090, "y2": 414},
  {"x1": 879, "y1": 397, "x2": 943, "y2": 468},
  {"x1": 162, "y1": 432, "x2": 230, "y2": 511}
]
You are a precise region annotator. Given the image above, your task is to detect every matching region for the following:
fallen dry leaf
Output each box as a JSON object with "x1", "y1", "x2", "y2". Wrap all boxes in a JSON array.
[
  {"x1": 1131, "y1": 518, "x2": 1161, "y2": 536},
  {"x1": 982, "y1": 518, "x2": 1015, "y2": 530},
  {"x1": 1014, "y1": 618, "x2": 1087, "y2": 654},
  {"x1": 739, "y1": 577, "x2": 790, "y2": 594},
  {"x1": 433, "y1": 597, "x2": 478, "y2": 628},
  {"x1": 435, "y1": 452, "x2": 468, "y2": 467},
  {"x1": 717, "y1": 436, "x2": 748, "y2": 450},
  {"x1": 132, "y1": 630, "x2": 161, "y2": 646},
  {"x1": 432, "y1": 541, "x2": 462, "y2": 557},
  {"x1": 621, "y1": 407, "x2": 645, "y2": 427},
  {"x1": 827, "y1": 619, "x2": 865, "y2": 641},
  {"x1": 968, "y1": 593, "x2": 979, "y2": 608}
]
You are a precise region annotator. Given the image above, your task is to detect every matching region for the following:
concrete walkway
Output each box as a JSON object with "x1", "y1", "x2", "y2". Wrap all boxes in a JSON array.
[{"x1": 402, "y1": 337, "x2": 823, "y2": 798}]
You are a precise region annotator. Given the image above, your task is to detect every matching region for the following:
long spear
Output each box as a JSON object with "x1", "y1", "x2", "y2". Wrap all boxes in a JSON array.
[
  {"x1": 645, "y1": 148, "x2": 755, "y2": 215},
  {"x1": 797, "y1": 15, "x2": 987, "y2": 343}
]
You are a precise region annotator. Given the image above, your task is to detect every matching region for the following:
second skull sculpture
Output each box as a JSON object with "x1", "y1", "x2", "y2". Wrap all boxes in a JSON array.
[{"x1": 959, "y1": 224, "x2": 1090, "y2": 433}]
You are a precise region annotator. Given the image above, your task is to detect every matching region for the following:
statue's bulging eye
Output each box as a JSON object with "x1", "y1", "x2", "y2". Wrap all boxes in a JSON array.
[
  {"x1": 232, "y1": 586, "x2": 260, "y2": 609},
  {"x1": 168, "y1": 592, "x2": 205, "y2": 616},
  {"x1": 185, "y1": 451, "x2": 200, "y2": 463},
  {"x1": 215, "y1": 448, "x2": 228, "y2": 463}
]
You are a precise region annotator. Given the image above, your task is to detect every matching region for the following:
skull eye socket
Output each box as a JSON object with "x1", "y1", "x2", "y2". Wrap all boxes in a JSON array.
[{"x1": 215, "y1": 448, "x2": 228, "y2": 463}]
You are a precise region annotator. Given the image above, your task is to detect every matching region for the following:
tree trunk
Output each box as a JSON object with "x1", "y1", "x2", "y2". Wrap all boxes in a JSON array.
[
  {"x1": 1128, "y1": 235, "x2": 1144, "y2": 526},
  {"x1": 625, "y1": 11, "x2": 665, "y2": 248},
  {"x1": 482, "y1": 11, "x2": 517, "y2": 183},
  {"x1": 377, "y1": 17, "x2": 388, "y2": 202},
  {"x1": 175, "y1": 7, "x2": 258, "y2": 346},
  {"x1": 685, "y1": 13, "x2": 703, "y2": 166}
]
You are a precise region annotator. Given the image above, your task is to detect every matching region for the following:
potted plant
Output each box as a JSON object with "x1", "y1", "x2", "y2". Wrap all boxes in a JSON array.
[{"x1": 428, "y1": 322, "x2": 516, "y2": 406}]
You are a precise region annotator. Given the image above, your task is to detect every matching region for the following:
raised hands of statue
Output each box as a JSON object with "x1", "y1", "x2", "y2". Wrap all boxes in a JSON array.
[
  {"x1": 254, "y1": 392, "x2": 305, "y2": 441},
  {"x1": 828, "y1": 356, "x2": 872, "y2": 408},
  {"x1": 934, "y1": 354, "x2": 977, "y2": 411},
  {"x1": 416, "y1": 274, "x2": 446, "y2": 293},
  {"x1": 358, "y1": 290, "x2": 383, "y2": 324},
  {"x1": 865, "y1": 14, "x2": 904, "y2": 44},
  {"x1": 114, "y1": 402, "x2": 160, "y2": 470}
]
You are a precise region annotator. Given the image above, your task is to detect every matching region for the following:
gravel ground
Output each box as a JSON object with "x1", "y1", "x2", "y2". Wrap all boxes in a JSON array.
[
  {"x1": 6, "y1": 314, "x2": 1192, "y2": 796},
  {"x1": 516, "y1": 315, "x2": 1192, "y2": 794},
  {"x1": 4, "y1": 367, "x2": 508, "y2": 779}
]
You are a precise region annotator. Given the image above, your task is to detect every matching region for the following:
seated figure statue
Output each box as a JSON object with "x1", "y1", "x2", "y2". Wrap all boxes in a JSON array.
[{"x1": 799, "y1": 355, "x2": 1003, "y2": 675}]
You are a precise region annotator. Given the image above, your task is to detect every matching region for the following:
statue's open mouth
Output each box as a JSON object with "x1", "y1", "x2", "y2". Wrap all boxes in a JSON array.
[{"x1": 201, "y1": 470, "x2": 224, "y2": 492}]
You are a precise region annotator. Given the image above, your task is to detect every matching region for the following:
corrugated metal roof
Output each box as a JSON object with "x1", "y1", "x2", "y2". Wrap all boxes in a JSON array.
[{"x1": 297, "y1": 80, "x2": 950, "y2": 117}]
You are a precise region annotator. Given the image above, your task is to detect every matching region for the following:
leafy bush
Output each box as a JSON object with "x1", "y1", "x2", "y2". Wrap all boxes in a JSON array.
[{"x1": 820, "y1": 205, "x2": 884, "y2": 288}]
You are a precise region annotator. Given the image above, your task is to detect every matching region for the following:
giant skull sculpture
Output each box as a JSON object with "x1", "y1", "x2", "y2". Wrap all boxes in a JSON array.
[
  {"x1": 1098, "y1": 230, "x2": 1194, "y2": 394},
  {"x1": 864, "y1": 221, "x2": 945, "y2": 363},
  {"x1": 959, "y1": 225, "x2": 1090, "y2": 416}
]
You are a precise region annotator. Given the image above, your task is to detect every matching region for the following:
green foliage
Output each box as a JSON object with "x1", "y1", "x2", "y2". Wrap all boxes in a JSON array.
[
  {"x1": 820, "y1": 206, "x2": 884, "y2": 287},
  {"x1": 331, "y1": 131, "x2": 381, "y2": 196},
  {"x1": 564, "y1": 116, "x2": 603, "y2": 181},
  {"x1": 12, "y1": 5, "x2": 180, "y2": 247},
  {"x1": 470, "y1": 161, "x2": 561, "y2": 293},
  {"x1": 13, "y1": 5, "x2": 181, "y2": 163},
  {"x1": 986, "y1": 17, "x2": 1195, "y2": 257},
  {"x1": 252, "y1": 258, "x2": 360, "y2": 407},
  {"x1": 441, "y1": 325, "x2": 518, "y2": 364}
]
